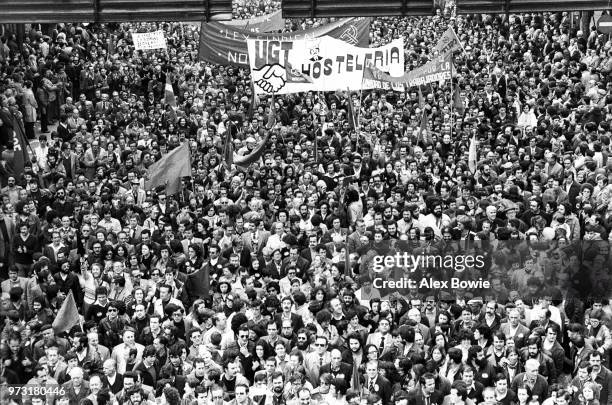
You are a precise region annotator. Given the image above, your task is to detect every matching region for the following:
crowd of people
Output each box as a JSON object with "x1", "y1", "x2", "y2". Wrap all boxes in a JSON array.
[{"x1": 0, "y1": 2, "x2": 611, "y2": 405}]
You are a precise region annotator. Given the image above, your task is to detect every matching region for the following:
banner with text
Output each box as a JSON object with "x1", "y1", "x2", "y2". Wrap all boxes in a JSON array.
[
  {"x1": 223, "y1": 11, "x2": 285, "y2": 33},
  {"x1": 362, "y1": 55, "x2": 452, "y2": 91},
  {"x1": 248, "y1": 36, "x2": 404, "y2": 95},
  {"x1": 362, "y1": 64, "x2": 406, "y2": 91},
  {"x1": 199, "y1": 17, "x2": 371, "y2": 67},
  {"x1": 132, "y1": 30, "x2": 167, "y2": 51}
]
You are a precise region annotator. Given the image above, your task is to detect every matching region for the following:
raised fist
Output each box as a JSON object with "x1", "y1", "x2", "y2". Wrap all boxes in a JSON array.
[{"x1": 253, "y1": 64, "x2": 286, "y2": 93}]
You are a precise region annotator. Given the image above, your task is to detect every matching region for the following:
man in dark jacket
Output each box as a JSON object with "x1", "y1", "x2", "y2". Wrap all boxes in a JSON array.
[
  {"x1": 511, "y1": 358, "x2": 549, "y2": 401},
  {"x1": 408, "y1": 372, "x2": 444, "y2": 405},
  {"x1": 320, "y1": 348, "x2": 352, "y2": 383}
]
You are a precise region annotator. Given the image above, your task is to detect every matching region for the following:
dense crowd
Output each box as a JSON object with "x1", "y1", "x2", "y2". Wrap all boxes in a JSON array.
[{"x1": 0, "y1": 3, "x2": 612, "y2": 405}]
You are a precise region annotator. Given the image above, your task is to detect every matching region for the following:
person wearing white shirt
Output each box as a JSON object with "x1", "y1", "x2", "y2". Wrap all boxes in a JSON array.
[
  {"x1": 99, "y1": 210, "x2": 122, "y2": 235},
  {"x1": 203, "y1": 312, "x2": 235, "y2": 350},
  {"x1": 153, "y1": 284, "x2": 184, "y2": 318},
  {"x1": 111, "y1": 329, "x2": 144, "y2": 374},
  {"x1": 34, "y1": 135, "x2": 50, "y2": 172},
  {"x1": 265, "y1": 222, "x2": 287, "y2": 252}
]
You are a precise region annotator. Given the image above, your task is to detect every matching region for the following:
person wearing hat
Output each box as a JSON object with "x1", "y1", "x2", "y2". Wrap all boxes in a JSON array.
[{"x1": 128, "y1": 177, "x2": 147, "y2": 205}]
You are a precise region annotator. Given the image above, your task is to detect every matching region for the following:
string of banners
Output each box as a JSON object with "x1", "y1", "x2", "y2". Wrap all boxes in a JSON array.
[{"x1": 199, "y1": 18, "x2": 371, "y2": 67}]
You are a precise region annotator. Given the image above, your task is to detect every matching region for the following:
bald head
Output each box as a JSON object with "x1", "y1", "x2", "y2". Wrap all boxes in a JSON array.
[{"x1": 69, "y1": 367, "x2": 84, "y2": 384}]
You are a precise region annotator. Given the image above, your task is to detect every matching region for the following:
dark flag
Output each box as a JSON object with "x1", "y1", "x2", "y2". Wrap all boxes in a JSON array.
[
  {"x1": 9, "y1": 113, "x2": 30, "y2": 176},
  {"x1": 344, "y1": 244, "x2": 351, "y2": 277},
  {"x1": 454, "y1": 87, "x2": 465, "y2": 116},
  {"x1": 347, "y1": 92, "x2": 358, "y2": 130},
  {"x1": 183, "y1": 267, "x2": 210, "y2": 303}
]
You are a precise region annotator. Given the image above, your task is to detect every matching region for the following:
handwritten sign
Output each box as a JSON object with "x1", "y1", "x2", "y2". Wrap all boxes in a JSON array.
[{"x1": 132, "y1": 31, "x2": 167, "y2": 51}]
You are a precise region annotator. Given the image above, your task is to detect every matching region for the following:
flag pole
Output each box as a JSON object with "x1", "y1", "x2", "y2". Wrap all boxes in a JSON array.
[
  {"x1": 450, "y1": 53, "x2": 454, "y2": 140},
  {"x1": 314, "y1": 134, "x2": 318, "y2": 165},
  {"x1": 357, "y1": 67, "x2": 366, "y2": 150},
  {"x1": 357, "y1": 88, "x2": 363, "y2": 148}
]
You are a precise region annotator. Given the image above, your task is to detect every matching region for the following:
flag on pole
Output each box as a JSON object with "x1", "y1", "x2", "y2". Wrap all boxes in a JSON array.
[
  {"x1": 347, "y1": 92, "x2": 358, "y2": 130},
  {"x1": 453, "y1": 87, "x2": 465, "y2": 116},
  {"x1": 418, "y1": 86, "x2": 425, "y2": 108},
  {"x1": 247, "y1": 80, "x2": 259, "y2": 120},
  {"x1": 164, "y1": 72, "x2": 177, "y2": 109},
  {"x1": 52, "y1": 291, "x2": 80, "y2": 334},
  {"x1": 145, "y1": 142, "x2": 192, "y2": 195},
  {"x1": 235, "y1": 132, "x2": 271, "y2": 169},
  {"x1": 9, "y1": 113, "x2": 30, "y2": 177},
  {"x1": 107, "y1": 35, "x2": 115, "y2": 60},
  {"x1": 344, "y1": 244, "x2": 351, "y2": 277},
  {"x1": 222, "y1": 127, "x2": 233, "y2": 170},
  {"x1": 433, "y1": 26, "x2": 465, "y2": 56},
  {"x1": 419, "y1": 110, "x2": 430, "y2": 145},
  {"x1": 266, "y1": 95, "x2": 276, "y2": 130},
  {"x1": 468, "y1": 134, "x2": 478, "y2": 174}
]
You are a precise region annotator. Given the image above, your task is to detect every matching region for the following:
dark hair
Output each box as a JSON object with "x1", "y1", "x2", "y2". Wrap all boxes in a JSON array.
[{"x1": 162, "y1": 387, "x2": 181, "y2": 405}]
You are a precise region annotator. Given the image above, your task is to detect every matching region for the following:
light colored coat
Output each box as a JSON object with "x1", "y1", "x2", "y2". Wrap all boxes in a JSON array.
[{"x1": 22, "y1": 88, "x2": 38, "y2": 123}]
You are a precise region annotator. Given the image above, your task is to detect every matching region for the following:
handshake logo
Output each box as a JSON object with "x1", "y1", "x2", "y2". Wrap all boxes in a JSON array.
[
  {"x1": 253, "y1": 64, "x2": 287, "y2": 93},
  {"x1": 253, "y1": 63, "x2": 313, "y2": 94}
]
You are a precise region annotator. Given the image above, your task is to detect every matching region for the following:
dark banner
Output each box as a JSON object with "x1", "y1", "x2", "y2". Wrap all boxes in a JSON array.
[
  {"x1": 355, "y1": 240, "x2": 611, "y2": 304},
  {"x1": 198, "y1": 17, "x2": 371, "y2": 67}
]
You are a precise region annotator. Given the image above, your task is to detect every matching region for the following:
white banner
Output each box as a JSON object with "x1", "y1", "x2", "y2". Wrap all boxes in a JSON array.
[
  {"x1": 132, "y1": 31, "x2": 167, "y2": 51},
  {"x1": 247, "y1": 36, "x2": 404, "y2": 95}
]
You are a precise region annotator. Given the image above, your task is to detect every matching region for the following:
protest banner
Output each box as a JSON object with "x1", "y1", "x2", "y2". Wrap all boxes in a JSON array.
[
  {"x1": 362, "y1": 55, "x2": 452, "y2": 91},
  {"x1": 248, "y1": 36, "x2": 404, "y2": 95},
  {"x1": 132, "y1": 30, "x2": 167, "y2": 50},
  {"x1": 223, "y1": 10, "x2": 285, "y2": 33},
  {"x1": 362, "y1": 64, "x2": 406, "y2": 91},
  {"x1": 199, "y1": 17, "x2": 371, "y2": 67}
]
